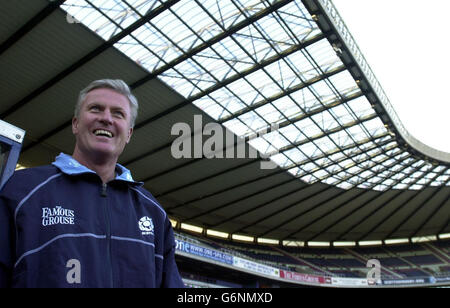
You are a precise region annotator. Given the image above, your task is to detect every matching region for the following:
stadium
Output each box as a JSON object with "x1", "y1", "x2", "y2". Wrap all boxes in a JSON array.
[{"x1": 0, "y1": 0, "x2": 448, "y2": 288}]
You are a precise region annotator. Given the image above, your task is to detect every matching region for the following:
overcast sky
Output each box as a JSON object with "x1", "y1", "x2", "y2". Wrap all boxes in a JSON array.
[{"x1": 332, "y1": 0, "x2": 450, "y2": 153}]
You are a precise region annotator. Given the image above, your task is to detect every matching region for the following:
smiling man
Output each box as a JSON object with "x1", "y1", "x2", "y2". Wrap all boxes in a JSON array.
[
  {"x1": 0, "y1": 79, "x2": 185, "y2": 288},
  {"x1": 72, "y1": 85, "x2": 134, "y2": 183}
]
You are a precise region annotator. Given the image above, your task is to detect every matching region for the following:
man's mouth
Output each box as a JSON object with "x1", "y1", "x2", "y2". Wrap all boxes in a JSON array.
[{"x1": 93, "y1": 129, "x2": 113, "y2": 138}]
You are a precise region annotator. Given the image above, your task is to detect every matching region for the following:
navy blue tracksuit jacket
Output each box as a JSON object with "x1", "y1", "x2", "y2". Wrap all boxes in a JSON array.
[{"x1": 0, "y1": 153, "x2": 184, "y2": 287}]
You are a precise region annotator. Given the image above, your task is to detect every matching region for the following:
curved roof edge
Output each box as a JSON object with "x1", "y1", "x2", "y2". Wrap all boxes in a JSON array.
[{"x1": 309, "y1": 0, "x2": 450, "y2": 165}]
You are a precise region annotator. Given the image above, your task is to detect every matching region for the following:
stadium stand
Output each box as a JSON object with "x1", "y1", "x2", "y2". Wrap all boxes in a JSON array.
[{"x1": 175, "y1": 230, "x2": 450, "y2": 287}]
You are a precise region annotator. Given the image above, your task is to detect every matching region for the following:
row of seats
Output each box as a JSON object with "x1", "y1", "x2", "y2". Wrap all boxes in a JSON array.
[{"x1": 175, "y1": 231, "x2": 449, "y2": 279}]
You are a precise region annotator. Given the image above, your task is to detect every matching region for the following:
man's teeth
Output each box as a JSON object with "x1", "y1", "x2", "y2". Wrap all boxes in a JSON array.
[{"x1": 94, "y1": 130, "x2": 113, "y2": 137}]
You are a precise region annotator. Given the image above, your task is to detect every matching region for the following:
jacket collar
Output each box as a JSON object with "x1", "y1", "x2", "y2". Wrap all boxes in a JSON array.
[{"x1": 52, "y1": 153, "x2": 143, "y2": 186}]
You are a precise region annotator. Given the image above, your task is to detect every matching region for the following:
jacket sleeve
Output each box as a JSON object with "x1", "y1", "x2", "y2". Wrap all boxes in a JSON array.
[
  {"x1": 0, "y1": 194, "x2": 14, "y2": 288},
  {"x1": 161, "y1": 218, "x2": 185, "y2": 288}
]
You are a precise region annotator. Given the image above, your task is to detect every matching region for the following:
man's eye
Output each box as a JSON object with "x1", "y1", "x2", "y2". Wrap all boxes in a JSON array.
[
  {"x1": 90, "y1": 106, "x2": 100, "y2": 111},
  {"x1": 114, "y1": 111, "x2": 124, "y2": 118}
]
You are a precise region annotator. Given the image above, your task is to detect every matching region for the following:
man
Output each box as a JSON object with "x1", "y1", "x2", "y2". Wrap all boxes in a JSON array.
[{"x1": 0, "y1": 79, "x2": 185, "y2": 287}]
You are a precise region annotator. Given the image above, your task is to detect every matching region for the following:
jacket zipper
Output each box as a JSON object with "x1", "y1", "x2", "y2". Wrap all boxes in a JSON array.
[{"x1": 101, "y1": 183, "x2": 114, "y2": 288}]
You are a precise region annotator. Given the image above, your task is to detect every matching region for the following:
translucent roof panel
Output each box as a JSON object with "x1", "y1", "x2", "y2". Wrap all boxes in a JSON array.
[{"x1": 60, "y1": 0, "x2": 450, "y2": 191}]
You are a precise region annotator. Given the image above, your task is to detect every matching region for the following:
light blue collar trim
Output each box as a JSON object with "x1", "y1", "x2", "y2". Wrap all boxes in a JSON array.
[{"x1": 52, "y1": 153, "x2": 142, "y2": 185}]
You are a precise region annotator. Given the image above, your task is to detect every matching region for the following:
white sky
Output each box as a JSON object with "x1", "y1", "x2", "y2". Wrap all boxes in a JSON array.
[{"x1": 332, "y1": 0, "x2": 450, "y2": 153}]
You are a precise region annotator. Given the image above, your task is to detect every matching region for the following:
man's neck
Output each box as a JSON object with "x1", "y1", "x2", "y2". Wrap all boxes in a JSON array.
[{"x1": 72, "y1": 151, "x2": 117, "y2": 184}]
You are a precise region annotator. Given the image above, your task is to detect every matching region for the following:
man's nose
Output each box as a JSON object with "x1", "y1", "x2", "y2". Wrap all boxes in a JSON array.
[{"x1": 99, "y1": 110, "x2": 113, "y2": 124}]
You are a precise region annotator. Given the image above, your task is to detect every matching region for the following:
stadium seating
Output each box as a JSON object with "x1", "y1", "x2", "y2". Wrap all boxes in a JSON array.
[{"x1": 175, "y1": 230, "x2": 450, "y2": 286}]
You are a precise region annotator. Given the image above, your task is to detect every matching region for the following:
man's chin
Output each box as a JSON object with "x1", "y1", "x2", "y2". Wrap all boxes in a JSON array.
[{"x1": 73, "y1": 141, "x2": 125, "y2": 164}]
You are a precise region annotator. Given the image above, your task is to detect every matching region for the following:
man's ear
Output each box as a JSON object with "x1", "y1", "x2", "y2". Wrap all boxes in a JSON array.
[
  {"x1": 72, "y1": 117, "x2": 79, "y2": 135},
  {"x1": 126, "y1": 127, "x2": 133, "y2": 144}
]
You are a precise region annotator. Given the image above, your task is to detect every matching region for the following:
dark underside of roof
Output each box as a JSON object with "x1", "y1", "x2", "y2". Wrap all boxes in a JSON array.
[{"x1": 1, "y1": 0, "x2": 448, "y2": 243}]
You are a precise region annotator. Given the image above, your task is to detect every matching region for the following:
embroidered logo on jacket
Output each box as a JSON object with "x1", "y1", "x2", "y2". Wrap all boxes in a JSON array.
[
  {"x1": 42, "y1": 206, "x2": 75, "y2": 226},
  {"x1": 138, "y1": 216, "x2": 154, "y2": 236}
]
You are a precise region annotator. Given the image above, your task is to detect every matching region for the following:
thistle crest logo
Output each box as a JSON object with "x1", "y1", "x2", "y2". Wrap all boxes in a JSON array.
[{"x1": 138, "y1": 216, "x2": 154, "y2": 236}]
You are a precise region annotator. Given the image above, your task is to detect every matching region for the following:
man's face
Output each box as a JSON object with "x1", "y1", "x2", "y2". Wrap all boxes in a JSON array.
[{"x1": 72, "y1": 88, "x2": 133, "y2": 162}]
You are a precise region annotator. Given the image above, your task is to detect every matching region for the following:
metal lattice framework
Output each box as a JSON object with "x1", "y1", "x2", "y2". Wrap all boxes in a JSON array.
[
  {"x1": 1, "y1": 0, "x2": 449, "y2": 245},
  {"x1": 59, "y1": 0, "x2": 450, "y2": 192}
]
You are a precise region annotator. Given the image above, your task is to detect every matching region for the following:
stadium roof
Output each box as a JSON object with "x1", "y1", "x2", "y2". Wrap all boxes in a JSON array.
[{"x1": 1, "y1": 0, "x2": 449, "y2": 246}]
